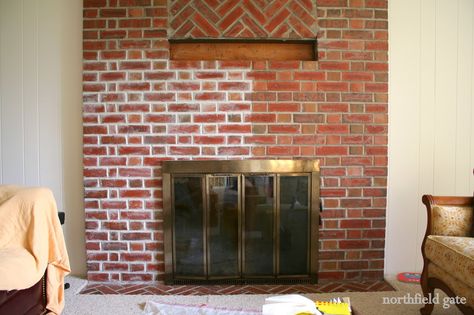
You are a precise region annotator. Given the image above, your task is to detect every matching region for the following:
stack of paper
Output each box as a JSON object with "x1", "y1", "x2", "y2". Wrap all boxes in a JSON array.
[
  {"x1": 262, "y1": 295, "x2": 321, "y2": 315},
  {"x1": 262, "y1": 295, "x2": 351, "y2": 315}
]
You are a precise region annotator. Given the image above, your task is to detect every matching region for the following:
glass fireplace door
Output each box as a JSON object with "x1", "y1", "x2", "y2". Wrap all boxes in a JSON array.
[
  {"x1": 207, "y1": 175, "x2": 240, "y2": 278},
  {"x1": 164, "y1": 159, "x2": 320, "y2": 284},
  {"x1": 278, "y1": 175, "x2": 310, "y2": 276},
  {"x1": 172, "y1": 176, "x2": 205, "y2": 278},
  {"x1": 243, "y1": 175, "x2": 275, "y2": 276}
]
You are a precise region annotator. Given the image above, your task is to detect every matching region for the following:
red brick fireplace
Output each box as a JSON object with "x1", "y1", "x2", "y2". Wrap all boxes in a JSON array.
[{"x1": 83, "y1": 0, "x2": 388, "y2": 282}]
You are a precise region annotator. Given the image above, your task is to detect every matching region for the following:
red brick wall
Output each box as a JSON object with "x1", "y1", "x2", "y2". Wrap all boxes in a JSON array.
[{"x1": 83, "y1": 0, "x2": 388, "y2": 282}]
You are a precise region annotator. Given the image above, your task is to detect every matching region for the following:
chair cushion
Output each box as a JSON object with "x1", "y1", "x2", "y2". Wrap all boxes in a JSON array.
[
  {"x1": 424, "y1": 235, "x2": 474, "y2": 288},
  {"x1": 431, "y1": 205, "x2": 473, "y2": 236}
]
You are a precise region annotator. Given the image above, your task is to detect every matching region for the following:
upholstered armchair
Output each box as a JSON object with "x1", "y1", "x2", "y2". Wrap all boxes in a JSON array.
[
  {"x1": 0, "y1": 186, "x2": 70, "y2": 314},
  {"x1": 420, "y1": 195, "x2": 474, "y2": 315}
]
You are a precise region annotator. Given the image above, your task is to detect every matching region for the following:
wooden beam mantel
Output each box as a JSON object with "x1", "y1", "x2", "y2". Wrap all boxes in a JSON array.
[{"x1": 169, "y1": 40, "x2": 317, "y2": 61}]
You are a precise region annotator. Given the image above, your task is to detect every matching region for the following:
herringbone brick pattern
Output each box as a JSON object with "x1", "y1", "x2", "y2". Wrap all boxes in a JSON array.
[
  {"x1": 169, "y1": 0, "x2": 318, "y2": 39},
  {"x1": 80, "y1": 280, "x2": 394, "y2": 295}
]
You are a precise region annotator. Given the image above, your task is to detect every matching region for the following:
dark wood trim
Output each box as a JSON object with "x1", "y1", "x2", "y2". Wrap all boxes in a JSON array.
[
  {"x1": 421, "y1": 278, "x2": 474, "y2": 315},
  {"x1": 422, "y1": 195, "x2": 472, "y2": 207},
  {"x1": 169, "y1": 40, "x2": 317, "y2": 61}
]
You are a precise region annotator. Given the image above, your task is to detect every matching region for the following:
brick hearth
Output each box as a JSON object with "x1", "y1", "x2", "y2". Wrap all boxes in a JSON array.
[
  {"x1": 80, "y1": 280, "x2": 394, "y2": 295},
  {"x1": 83, "y1": 0, "x2": 388, "y2": 283}
]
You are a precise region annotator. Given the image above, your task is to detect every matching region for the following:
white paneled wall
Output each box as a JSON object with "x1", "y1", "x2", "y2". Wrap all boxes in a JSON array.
[
  {"x1": 0, "y1": 0, "x2": 85, "y2": 276},
  {"x1": 386, "y1": 0, "x2": 474, "y2": 276},
  {"x1": 0, "y1": 0, "x2": 61, "y2": 202}
]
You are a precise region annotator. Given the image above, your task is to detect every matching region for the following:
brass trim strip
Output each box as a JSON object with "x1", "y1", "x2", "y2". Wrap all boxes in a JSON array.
[
  {"x1": 241, "y1": 174, "x2": 247, "y2": 275},
  {"x1": 203, "y1": 175, "x2": 208, "y2": 279},
  {"x1": 306, "y1": 174, "x2": 311, "y2": 274},
  {"x1": 276, "y1": 274, "x2": 313, "y2": 279},
  {"x1": 272, "y1": 175, "x2": 277, "y2": 277},
  {"x1": 173, "y1": 275, "x2": 209, "y2": 280},
  {"x1": 237, "y1": 175, "x2": 242, "y2": 278},
  {"x1": 275, "y1": 174, "x2": 280, "y2": 277},
  {"x1": 170, "y1": 278, "x2": 315, "y2": 285},
  {"x1": 163, "y1": 173, "x2": 173, "y2": 283},
  {"x1": 241, "y1": 275, "x2": 276, "y2": 279},
  {"x1": 310, "y1": 172, "x2": 320, "y2": 281},
  {"x1": 163, "y1": 159, "x2": 320, "y2": 174},
  {"x1": 205, "y1": 275, "x2": 241, "y2": 280}
]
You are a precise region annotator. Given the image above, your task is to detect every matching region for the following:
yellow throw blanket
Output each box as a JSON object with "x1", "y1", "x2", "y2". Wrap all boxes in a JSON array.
[{"x1": 0, "y1": 185, "x2": 70, "y2": 314}]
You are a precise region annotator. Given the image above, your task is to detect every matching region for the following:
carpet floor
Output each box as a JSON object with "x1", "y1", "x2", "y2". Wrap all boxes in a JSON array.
[{"x1": 63, "y1": 276, "x2": 463, "y2": 315}]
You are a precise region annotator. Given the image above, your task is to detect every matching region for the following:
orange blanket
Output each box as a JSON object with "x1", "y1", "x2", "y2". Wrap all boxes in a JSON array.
[{"x1": 0, "y1": 185, "x2": 70, "y2": 314}]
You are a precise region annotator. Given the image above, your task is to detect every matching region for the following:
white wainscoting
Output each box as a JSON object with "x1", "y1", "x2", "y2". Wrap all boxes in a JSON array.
[
  {"x1": 0, "y1": 0, "x2": 85, "y2": 276},
  {"x1": 386, "y1": 0, "x2": 474, "y2": 276}
]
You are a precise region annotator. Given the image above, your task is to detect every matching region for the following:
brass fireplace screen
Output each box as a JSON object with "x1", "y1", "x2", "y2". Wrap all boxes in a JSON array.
[{"x1": 163, "y1": 160, "x2": 320, "y2": 284}]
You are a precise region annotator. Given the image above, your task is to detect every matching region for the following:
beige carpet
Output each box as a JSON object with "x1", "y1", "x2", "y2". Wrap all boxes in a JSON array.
[{"x1": 63, "y1": 276, "x2": 463, "y2": 315}]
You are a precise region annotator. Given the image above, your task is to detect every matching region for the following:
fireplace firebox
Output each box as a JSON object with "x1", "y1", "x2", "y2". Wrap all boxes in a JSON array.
[{"x1": 163, "y1": 160, "x2": 320, "y2": 284}]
